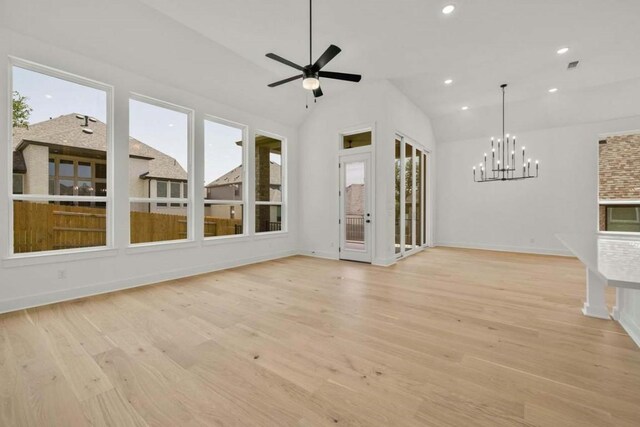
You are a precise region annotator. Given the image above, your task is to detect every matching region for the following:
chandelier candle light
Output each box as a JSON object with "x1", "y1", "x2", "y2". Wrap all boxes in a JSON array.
[{"x1": 473, "y1": 84, "x2": 539, "y2": 182}]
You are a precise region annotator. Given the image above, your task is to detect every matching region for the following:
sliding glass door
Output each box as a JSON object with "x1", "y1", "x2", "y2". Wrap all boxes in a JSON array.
[{"x1": 395, "y1": 136, "x2": 428, "y2": 257}]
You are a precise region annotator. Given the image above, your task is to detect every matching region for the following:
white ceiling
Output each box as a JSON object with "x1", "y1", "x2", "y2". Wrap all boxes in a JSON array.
[
  {"x1": 5, "y1": 0, "x2": 640, "y2": 132},
  {"x1": 138, "y1": 0, "x2": 640, "y2": 123}
]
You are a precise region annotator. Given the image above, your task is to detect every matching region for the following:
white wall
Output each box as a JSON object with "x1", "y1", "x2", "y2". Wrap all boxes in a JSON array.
[
  {"x1": 298, "y1": 80, "x2": 436, "y2": 265},
  {"x1": 436, "y1": 116, "x2": 640, "y2": 255},
  {"x1": 0, "y1": 28, "x2": 299, "y2": 313}
]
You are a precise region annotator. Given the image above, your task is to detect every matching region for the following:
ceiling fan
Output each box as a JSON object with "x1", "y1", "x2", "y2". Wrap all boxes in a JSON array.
[{"x1": 266, "y1": 0, "x2": 362, "y2": 98}]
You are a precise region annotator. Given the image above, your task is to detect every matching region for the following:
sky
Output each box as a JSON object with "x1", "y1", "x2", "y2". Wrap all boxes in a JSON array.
[{"x1": 13, "y1": 66, "x2": 245, "y2": 184}]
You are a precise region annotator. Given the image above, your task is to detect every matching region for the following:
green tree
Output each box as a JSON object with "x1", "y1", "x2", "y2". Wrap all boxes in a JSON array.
[{"x1": 12, "y1": 91, "x2": 32, "y2": 128}]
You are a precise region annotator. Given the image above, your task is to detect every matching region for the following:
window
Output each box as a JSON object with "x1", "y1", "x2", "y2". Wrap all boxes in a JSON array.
[
  {"x1": 10, "y1": 62, "x2": 110, "y2": 254},
  {"x1": 129, "y1": 96, "x2": 191, "y2": 244},
  {"x1": 599, "y1": 135, "x2": 640, "y2": 233},
  {"x1": 255, "y1": 133, "x2": 284, "y2": 233},
  {"x1": 204, "y1": 117, "x2": 246, "y2": 238},
  {"x1": 342, "y1": 131, "x2": 372, "y2": 149}
]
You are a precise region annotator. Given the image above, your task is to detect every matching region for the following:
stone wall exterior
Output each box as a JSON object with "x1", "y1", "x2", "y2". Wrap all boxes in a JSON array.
[{"x1": 599, "y1": 134, "x2": 640, "y2": 200}]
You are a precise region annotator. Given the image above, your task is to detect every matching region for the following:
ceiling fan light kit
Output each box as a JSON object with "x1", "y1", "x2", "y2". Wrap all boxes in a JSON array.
[{"x1": 266, "y1": 0, "x2": 362, "y2": 98}]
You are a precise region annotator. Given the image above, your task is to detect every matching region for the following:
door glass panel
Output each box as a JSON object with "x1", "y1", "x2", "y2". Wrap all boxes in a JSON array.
[
  {"x1": 416, "y1": 149, "x2": 422, "y2": 247},
  {"x1": 343, "y1": 131, "x2": 372, "y2": 149},
  {"x1": 345, "y1": 160, "x2": 365, "y2": 251},
  {"x1": 395, "y1": 140, "x2": 402, "y2": 254},
  {"x1": 404, "y1": 144, "x2": 413, "y2": 250}
]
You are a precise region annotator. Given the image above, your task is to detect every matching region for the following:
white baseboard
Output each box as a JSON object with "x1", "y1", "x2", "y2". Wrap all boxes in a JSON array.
[
  {"x1": 0, "y1": 249, "x2": 297, "y2": 315},
  {"x1": 435, "y1": 241, "x2": 573, "y2": 257},
  {"x1": 298, "y1": 250, "x2": 338, "y2": 260},
  {"x1": 619, "y1": 313, "x2": 640, "y2": 349}
]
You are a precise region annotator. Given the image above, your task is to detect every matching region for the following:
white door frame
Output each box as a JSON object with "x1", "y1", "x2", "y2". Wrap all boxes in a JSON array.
[{"x1": 339, "y1": 151, "x2": 373, "y2": 263}]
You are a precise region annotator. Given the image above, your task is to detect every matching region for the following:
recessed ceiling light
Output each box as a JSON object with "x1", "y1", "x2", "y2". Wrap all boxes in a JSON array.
[
  {"x1": 461, "y1": 106, "x2": 469, "y2": 111},
  {"x1": 444, "y1": 79, "x2": 453, "y2": 85},
  {"x1": 557, "y1": 47, "x2": 569, "y2": 55},
  {"x1": 442, "y1": 4, "x2": 455, "y2": 14},
  {"x1": 168, "y1": 123, "x2": 174, "y2": 127},
  {"x1": 45, "y1": 94, "x2": 53, "y2": 99},
  {"x1": 548, "y1": 88, "x2": 558, "y2": 93}
]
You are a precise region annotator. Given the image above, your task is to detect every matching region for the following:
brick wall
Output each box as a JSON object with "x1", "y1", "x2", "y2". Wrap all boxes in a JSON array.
[{"x1": 599, "y1": 134, "x2": 640, "y2": 200}]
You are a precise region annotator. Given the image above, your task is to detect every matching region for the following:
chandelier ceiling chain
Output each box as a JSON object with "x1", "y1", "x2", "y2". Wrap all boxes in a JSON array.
[{"x1": 474, "y1": 84, "x2": 540, "y2": 182}]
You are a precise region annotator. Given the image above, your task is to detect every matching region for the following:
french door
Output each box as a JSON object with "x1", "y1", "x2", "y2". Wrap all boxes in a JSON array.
[
  {"x1": 395, "y1": 136, "x2": 428, "y2": 257},
  {"x1": 339, "y1": 152, "x2": 372, "y2": 263}
]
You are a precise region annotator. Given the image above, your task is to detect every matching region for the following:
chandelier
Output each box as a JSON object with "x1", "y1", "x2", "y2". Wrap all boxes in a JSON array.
[{"x1": 473, "y1": 84, "x2": 539, "y2": 182}]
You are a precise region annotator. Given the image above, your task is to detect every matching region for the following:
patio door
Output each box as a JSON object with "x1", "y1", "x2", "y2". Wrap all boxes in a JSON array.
[{"x1": 339, "y1": 152, "x2": 372, "y2": 263}]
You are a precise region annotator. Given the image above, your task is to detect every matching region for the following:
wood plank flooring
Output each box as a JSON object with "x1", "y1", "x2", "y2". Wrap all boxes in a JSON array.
[{"x1": 1, "y1": 248, "x2": 639, "y2": 426}]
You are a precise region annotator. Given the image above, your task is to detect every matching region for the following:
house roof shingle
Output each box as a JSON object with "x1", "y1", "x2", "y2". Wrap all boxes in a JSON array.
[
  {"x1": 206, "y1": 162, "x2": 281, "y2": 188},
  {"x1": 12, "y1": 114, "x2": 187, "y2": 181}
]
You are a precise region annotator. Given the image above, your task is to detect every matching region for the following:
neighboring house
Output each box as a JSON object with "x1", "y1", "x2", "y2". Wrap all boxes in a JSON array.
[
  {"x1": 345, "y1": 183, "x2": 364, "y2": 217},
  {"x1": 204, "y1": 161, "x2": 281, "y2": 220},
  {"x1": 12, "y1": 113, "x2": 187, "y2": 214},
  {"x1": 599, "y1": 134, "x2": 640, "y2": 232}
]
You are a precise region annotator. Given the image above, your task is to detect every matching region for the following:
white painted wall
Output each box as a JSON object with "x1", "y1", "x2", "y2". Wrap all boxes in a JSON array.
[
  {"x1": 297, "y1": 80, "x2": 436, "y2": 266},
  {"x1": 436, "y1": 116, "x2": 640, "y2": 255},
  {"x1": 0, "y1": 28, "x2": 299, "y2": 313}
]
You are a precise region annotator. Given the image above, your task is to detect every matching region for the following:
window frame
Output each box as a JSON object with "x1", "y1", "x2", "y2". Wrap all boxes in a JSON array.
[
  {"x1": 203, "y1": 115, "x2": 248, "y2": 240},
  {"x1": 7, "y1": 57, "x2": 114, "y2": 258},
  {"x1": 128, "y1": 93, "x2": 194, "y2": 247},
  {"x1": 254, "y1": 130, "x2": 286, "y2": 235}
]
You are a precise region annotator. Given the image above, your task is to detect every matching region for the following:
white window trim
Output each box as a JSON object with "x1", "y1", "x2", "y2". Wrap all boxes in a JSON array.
[
  {"x1": 254, "y1": 130, "x2": 286, "y2": 235},
  {"x1": 128, "y1": 93, "x2": 194, "y2": 246},
  {"x1": 7, "y1": 57, "x2": 114, "y2": 258},
  {"x1": 203, "y1": 115, "x2": 248, "y2": 240}
]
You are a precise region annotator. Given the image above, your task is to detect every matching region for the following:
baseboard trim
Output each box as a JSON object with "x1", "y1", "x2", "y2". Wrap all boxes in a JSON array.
[
  {"x1": 0, "y1": 249, "x2": 297, "y2": 315},
  {"x1": 297, "y1": 250, "x2": 338, "y2": 261},
  {"x1": 619, "y1": 313, "x2": 640, "y2": 349},
  {"x1": 435, "y1": 241, "x2": 573, "y2": 257}
]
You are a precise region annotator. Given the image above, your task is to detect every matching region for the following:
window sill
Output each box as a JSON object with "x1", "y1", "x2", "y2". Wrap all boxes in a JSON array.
[
  {"x1": 126, "y1": 239, "x2": 198, "y2": 254},
  {"x1": 202, "y1": 234, "x2": 251, "y2": 246},
  {"x1": 598, "y1": 231, "x2": 640, "y2": 239},
  {"x1": 253, "y1": 230, "x2": 289, "y2": 240},
  {"x1": 2, "y1": 247, "x2": 118, "y2": 268}
]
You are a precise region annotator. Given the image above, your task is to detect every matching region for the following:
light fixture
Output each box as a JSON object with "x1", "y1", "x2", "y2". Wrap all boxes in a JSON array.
[
  {"x1": 473, "y1": 84, "x2": 540, "y2": 182},
  {"x1": 557, "y1": 47, "x2": 569, "y2": 55},
  {"x1": 168, "y1": 123, "x2": 175, "y2": 127},
  {"x1": 444, "y1": 79, "x2": 453, "y2": 85},
  {"x1": 442, "y1": 4, "x2": 456, "y2": 14},
  {"x1": 461, "y1": 106, "x2": 469, "y2": 111},
  {"x1": 302, "y1": 76, "x2": 320, "y2": 90},
  {"x1": 548, "y1": 87, "x2": 558, "y2": 93},
  {"x1": 45, "y1": 94, "x2": 53, "y2": 99}
]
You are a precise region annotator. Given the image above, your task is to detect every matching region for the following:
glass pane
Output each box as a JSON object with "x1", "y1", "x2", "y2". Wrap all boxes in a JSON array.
[
  {"x1": 157, "y1": 181, "x2": 167, "y2": 197},
  {"x1": 255, "y1": 205, "x2": 282, "y2": 233},
  {"x1": 78, "y1": 162, "x2": 92, "y2": 178},
  {"x1": 13, "y1": 200, "x2": 106, "y2": 254},
  {"x1": 96, "y1": 163, "x2": 107, "y2": 179},
  {"x1": 59, "y1": 179, "x2": 74, "y2": 196},
  {"x1": 345, "y1": 161, "x2": 366, "y2": 251},
  {"x1": 77, "y1": 181, "x2": 94, "y2": 196},
  {"x1": 170, "y1": 181, "x2": 181, "y2": 207},
  {"x1": 12, "y1": 66, "x2": 108, "y2": 198},
  {"x1": 59, "y1": 160, "x2": 74, "y2": 177},
  {"x1": 423, "y1": 152, "x2": 428, "y2": 245},
  {"x1": 395, "y1": 139, "x2": 402, "y2": 254},
  {"x1": 604, "y1": 206, "x2": 640, "y2": 232},
  {"x1": 204, "y1": 204, "x2": 243, "y2": 237},
  {"x1": 255, "y1": 135, "x2": 282, "y2": 202},
  {"x1": 204, "y1": 119, "x2": 244, "y2": 202},
  {"x1": 13, "y1": 174, "x2": 24, "y2": 195},
  {"x1": 416, "y1": 149, "x2": 422, "y2": 247},
  {"x1": 405, "y1": 144, "x2": 413, "y2": 250},
  {"x1": 130, "y1": 202, "x2": 188, "y2": 244},
  {"x1": 343, "y1": 131, "x2": 372, "y2": 149}
]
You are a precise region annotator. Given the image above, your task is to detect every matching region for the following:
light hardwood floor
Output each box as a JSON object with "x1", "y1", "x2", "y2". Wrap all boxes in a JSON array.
[{"x1": 1, "y1": 248, "x2": 639, "y2": 426}]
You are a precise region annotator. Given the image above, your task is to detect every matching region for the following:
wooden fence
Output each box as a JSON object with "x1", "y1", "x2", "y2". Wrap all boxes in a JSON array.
[{"x1": 13, "y1": 202, "x2": 242, "y2": 253}]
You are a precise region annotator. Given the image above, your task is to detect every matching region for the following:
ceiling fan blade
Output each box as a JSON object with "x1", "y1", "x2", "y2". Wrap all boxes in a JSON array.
[
  {"x1": 313, "y1": 87, "x2": 323, "y2": 98},
  {"x1": 266, "y1": 53, "x2": 304, "y2": 71},
  {"x1": 319, "y1": 71, "x2": 362, "y2": 82},
  {"x1": 268, "y1": 75, "x2": 302, "y2": 87},
  {"x1": 312, "y1": 45, "x2": 341, "y2": 71}
]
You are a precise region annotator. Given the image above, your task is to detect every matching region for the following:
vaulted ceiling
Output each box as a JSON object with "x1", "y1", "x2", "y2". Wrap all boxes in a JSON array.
[{"x1": 5, "y1": 0, "x2": 640, "y2": 134}]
